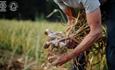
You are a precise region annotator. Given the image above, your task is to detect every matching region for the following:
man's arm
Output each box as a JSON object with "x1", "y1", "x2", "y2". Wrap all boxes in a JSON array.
[
  {"x1": 54, "y1": 0, "x2": 76, "y2": 34},
  {"x1": 63, "y1": 7, "x2": 75, "y2": 25},
  {"x1": 54, "y1": 0, "x2": 75, "y2": 25},
  {"x1": 68, "y1": 8, "x2": 102, "y2": 59},
  {"x1": 63, "y1": 7, "x2": 77, "y2": 33}
]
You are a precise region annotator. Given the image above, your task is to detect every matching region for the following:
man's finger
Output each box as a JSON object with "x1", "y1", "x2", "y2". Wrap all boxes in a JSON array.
[{"x1": 48, "y1": 55, "x2": 58, "y2": 63}]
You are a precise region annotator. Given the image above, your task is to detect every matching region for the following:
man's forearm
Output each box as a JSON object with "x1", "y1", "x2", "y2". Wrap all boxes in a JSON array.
[
  {"x1": 63, "y1": 7, "x2": 73, "y2": 19},
  {"x1": 67, "y1": 30, "x2": 101, "y2": 60},
  {"x1": 63, "y1": 7, "x2": 76, "y2": 25}
]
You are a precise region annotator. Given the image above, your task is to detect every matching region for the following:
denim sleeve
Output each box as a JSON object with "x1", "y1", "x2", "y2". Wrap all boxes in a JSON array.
[
  {"x1": 54, "y1": 0, "x2": 67, "y2": 10},
  {"x1": 82, "y1": 0, "x2": 100, "y2": 14}
]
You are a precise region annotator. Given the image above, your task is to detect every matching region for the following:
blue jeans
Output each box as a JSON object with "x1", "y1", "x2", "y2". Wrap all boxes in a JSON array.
[
  {"x1": 106, "y1": 20, "x2": 115, "y2": 70},
  {"x1": 71, "y1": 53, "x2": 85, "y2": 70},
  {"x1": 106, "y1": 46, "x2": 115, "y2": 70}
]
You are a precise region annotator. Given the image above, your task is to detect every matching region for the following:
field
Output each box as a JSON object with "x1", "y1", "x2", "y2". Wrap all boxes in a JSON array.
[{"x1": 0, "y1": 19, "x2": 107, "y2": 70}]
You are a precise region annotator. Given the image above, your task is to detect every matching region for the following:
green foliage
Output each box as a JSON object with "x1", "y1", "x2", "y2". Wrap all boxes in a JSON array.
[{"x1": 0, "y1": 19, "x2": 65, "y2": 67}]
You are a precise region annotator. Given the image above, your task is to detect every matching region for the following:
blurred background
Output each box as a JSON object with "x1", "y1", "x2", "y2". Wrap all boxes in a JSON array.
[{"x1": 0, "y1": 0, "x2": 67, "y2": 21}]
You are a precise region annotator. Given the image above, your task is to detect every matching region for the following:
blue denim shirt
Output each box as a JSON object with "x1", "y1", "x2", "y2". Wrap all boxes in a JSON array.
[{"x1": 54, "y1": 0, "x2": 100, "y2": 14}]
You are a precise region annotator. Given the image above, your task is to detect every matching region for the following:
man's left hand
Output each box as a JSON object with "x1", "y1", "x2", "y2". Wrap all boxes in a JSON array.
[{"x1": 48, "y1": 54, "x2": 71, "y2": 66}]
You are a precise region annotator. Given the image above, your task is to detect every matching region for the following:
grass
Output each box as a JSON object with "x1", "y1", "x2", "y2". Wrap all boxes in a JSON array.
[{"x1": 0, "y1": 19, "x2": 66, "y2": 69}]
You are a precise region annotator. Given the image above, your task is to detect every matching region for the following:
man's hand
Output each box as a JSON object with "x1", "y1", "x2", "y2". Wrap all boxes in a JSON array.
[{"x1": 48, "y1": 54, "x2": 71, "y2": 66}]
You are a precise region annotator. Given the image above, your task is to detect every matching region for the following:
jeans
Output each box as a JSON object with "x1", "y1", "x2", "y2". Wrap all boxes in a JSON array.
[
  {"x1": 106, "y1": 20, "x2": 115, "y2": 70},
  {"x1": 71, "y1": 53, "x2": 85, "y2": 70},
  {"x1": 106, "y1": 46, "x2": 115, "y2": 70}
]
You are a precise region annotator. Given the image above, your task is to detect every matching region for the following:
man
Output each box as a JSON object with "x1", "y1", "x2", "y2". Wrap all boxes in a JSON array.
[{"x1": 49, "y1": 0, "x2": 102, "y2": 69}]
